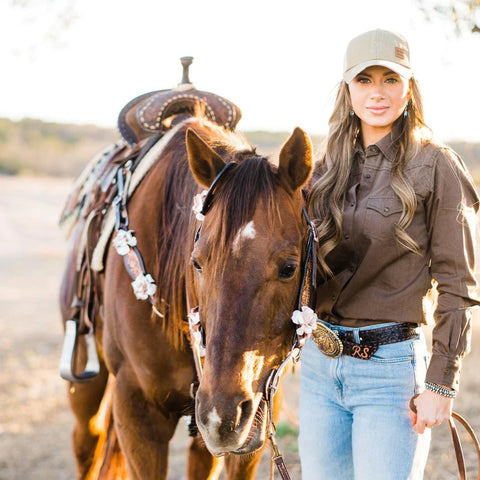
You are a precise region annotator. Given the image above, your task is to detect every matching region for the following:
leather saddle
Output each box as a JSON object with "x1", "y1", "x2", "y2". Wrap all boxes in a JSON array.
[{"x1": 117, "y1": 57, "x2": 242, "y2": 146}]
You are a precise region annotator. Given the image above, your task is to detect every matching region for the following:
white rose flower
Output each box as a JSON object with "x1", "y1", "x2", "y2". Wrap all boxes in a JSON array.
[
  {"x1": 291, "y1": 306, "x2": 318, "y2": 338},
  {"x1": 192, "y1": 190, "x2": 208, "y2": 221},
  {"x1": 113, "y1": 229, "x2": 137, "y2": 256},
  {"x1": 131, "y1": 273, "x2": 156, "y2": 300}
]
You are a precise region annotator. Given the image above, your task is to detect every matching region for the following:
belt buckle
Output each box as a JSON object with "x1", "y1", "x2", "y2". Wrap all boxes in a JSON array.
[{"x1": 312, "y1": 322, "x2": 343, "y2": 358}]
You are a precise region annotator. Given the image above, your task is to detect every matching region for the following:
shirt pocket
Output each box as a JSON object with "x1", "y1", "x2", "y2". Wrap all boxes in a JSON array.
[{"x1": 363, "y1": 197, "x2": 403, "y2": 240}]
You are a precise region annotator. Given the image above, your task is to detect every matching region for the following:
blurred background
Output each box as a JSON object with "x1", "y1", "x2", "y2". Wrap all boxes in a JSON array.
[{"x1": 0, "y1": 0, "x2": 479, "y2": 478}]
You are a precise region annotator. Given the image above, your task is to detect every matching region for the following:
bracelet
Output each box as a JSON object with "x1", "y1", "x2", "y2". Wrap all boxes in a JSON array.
[{"x1": 425, "y1": 382, "x2": 457, "y2": 398}]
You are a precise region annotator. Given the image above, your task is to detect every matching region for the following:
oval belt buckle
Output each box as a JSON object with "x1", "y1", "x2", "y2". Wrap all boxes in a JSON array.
[{"x1": 312, "y1": 322, "x2": 343, "y2": 358}]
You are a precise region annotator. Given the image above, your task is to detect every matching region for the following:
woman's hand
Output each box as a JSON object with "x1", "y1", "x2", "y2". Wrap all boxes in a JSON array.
[{"x1": 409, "y1": 389, "x2": 453, "y2": 434}]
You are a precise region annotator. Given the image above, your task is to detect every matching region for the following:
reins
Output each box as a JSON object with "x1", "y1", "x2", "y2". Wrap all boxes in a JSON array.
[{"x1": 410, "y1": 396, "x2": 480, "y2": 480}]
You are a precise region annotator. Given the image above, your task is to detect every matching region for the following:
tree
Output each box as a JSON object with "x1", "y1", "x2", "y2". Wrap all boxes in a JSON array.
[
  {"x1": 9, "y1": 0, "x2": 78, "y2": 56},
  {"x1": 416, "y1": 0, "x2": 480, "y2": 34}
]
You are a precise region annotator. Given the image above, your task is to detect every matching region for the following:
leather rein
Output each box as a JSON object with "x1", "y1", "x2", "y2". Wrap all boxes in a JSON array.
[
  {"x1": 410, "y1": 396, "x2": 480, "y2": 480},
  {"x1": 188, "y1": 162, "x2": 318, "y2": 480}
]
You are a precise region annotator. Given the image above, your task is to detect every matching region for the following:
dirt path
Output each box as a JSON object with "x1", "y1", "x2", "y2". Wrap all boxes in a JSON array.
[{"x1": 0, "y1": 174, "x2": 479, "y2": 479}]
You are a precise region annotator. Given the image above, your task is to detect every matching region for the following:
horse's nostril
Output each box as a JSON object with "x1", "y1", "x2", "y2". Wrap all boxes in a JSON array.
[{"x1": 235, "y1": 399, "x2": 253, "y2": 431}]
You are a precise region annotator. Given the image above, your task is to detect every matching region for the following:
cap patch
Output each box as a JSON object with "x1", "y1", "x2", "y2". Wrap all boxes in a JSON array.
[{"x1": 395, "y1": 47, "x2": 406, "y2": 59}]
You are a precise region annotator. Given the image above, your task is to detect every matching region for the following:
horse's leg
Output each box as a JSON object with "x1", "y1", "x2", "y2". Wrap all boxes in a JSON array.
[
  {"x1": 187, "y1": 435, "x2": 224, "y2": 480},
  {"x1": 67, "y1": 335, "x2": 109, "y2": 479},
  {"x1": 112, "y1": 368, "x2": 179, "y2": 480}
]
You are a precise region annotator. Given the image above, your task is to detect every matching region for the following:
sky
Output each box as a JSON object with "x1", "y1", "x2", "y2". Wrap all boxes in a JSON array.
[{"x1": 1, "y1": 0, "x2": 479, "y2": 143}]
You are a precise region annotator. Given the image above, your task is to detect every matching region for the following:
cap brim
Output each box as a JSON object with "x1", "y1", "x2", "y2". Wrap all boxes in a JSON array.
[{"x1": 344, "y1": 60, "x2": 412, "y2": 84}]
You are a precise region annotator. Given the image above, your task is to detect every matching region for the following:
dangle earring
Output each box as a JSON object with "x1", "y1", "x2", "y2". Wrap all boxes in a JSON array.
[
  {"x1": 350, "y1": 109, "x2": 355, "y2": 117},
  {"x1": 403, "y1": 103, "x2": 409, "y2": 118}
]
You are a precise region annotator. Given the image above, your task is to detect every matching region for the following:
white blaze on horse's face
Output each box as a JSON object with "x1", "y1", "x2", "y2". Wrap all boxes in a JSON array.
[{"x1": 232, "y1": 221, "x2": 256, "y2": 255}]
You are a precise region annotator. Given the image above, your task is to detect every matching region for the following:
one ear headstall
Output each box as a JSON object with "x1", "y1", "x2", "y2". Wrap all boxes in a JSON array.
[{"x1": 200, "y1": 162, "x2": 236, "y2": 216}]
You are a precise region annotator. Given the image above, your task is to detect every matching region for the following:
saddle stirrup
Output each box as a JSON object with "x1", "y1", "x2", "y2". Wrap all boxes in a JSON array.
[{"x1": 59, "y1": 319, "x2": 100, "y2": 382}]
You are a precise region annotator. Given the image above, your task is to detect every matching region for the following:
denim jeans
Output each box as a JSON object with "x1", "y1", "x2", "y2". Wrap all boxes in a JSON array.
[{"x1": 298, "y1": 322, "x2": 431, "y2": 480}]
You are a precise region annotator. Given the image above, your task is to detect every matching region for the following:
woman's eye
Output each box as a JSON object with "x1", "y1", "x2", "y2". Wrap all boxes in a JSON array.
[
  {"x1": 191, "y1": 258, "x2": 203, "y2": 273},
  {"x1": 385, "y1": 77, "x2": 398, "y2": 83},
  {"x1": 356, "y1": 76, "x2": 370, "y2": 84},
  {"x1": 279, "y1": 262, "x2": 297, "y2": 279}
]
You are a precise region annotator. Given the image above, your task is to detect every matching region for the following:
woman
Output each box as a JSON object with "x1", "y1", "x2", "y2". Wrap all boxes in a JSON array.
[{"x1": 300, "y1": 29, "x2": 479, "y2": 479}]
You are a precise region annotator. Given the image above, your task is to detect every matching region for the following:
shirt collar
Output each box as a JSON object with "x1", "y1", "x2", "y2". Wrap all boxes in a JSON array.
[{"x1": 354, "y1": 119, "x2": 403, "y2": 162}]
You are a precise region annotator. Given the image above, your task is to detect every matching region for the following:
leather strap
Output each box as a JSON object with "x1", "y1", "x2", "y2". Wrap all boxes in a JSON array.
[
  {"x1": 449, "y1": 412, "x2": 480, "y2": 480},
  {"x1": 410, "y1": 396, "x2": 480, "y2": 479}
]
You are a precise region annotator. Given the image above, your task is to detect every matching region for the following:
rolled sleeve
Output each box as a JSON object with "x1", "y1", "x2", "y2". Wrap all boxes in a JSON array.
[{"x1": 426, "y1": 148, "x2": 480, "y2": 390}]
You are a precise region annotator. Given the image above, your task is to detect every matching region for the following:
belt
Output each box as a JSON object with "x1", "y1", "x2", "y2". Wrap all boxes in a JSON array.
[{"x1": 312, "y1": 322, "x2": 419, "y2": 360}]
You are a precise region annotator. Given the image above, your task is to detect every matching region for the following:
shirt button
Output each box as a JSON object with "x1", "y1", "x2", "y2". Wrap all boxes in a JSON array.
[
  {"x1": 350, "y1": 202, "x2": 355, "y2": 207},
  {"x1": 344, "y1": 233, "x2": 350, "y2": 239},
  {"x1": 384, "y1": 207, "x2": 390, "y2": 212},
  {"x1": 364, "y1": 173, "x2": 371, "y2": 179}
]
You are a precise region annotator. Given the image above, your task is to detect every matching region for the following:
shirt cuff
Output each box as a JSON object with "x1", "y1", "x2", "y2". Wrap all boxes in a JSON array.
[{"x1": 425, "y1": 354, "x2": 462, "y2": 391}]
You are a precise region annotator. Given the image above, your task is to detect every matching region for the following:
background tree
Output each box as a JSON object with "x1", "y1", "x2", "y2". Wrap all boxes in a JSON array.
[{"x1": 416, "y1": 0, "x2": 480, "y2": 34}]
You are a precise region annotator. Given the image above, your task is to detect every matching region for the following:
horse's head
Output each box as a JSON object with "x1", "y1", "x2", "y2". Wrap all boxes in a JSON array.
[{"x1": 186, "y1": 126, "x2": 312, "y2": 456}]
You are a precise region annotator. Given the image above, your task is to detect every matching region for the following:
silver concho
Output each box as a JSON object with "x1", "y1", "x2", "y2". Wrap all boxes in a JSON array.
[{"x1": 312, "y1": 322, "x2": 343, "y2": 358}]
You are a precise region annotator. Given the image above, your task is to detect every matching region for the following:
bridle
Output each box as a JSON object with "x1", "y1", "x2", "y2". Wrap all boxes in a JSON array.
[{"x1": 188, "y1": 161, "x2": 318, "y2": 480}]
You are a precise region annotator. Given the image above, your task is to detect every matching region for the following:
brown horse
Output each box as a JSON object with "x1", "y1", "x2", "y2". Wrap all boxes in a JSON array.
[{"x1": 59, "y1": 115, "x2": 313, "y2": 479}]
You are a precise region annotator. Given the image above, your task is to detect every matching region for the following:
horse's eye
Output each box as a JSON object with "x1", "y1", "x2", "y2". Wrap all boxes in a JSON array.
[
  {"x1": 279, "y1": 262, "x2": 297, "y2": 279},
  {"x1": 191, "y1": 258, "x2": 203, "y2": 273}
]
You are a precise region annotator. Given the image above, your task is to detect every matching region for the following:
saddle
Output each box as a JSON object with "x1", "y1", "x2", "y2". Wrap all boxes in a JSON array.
[
  {"x1": 59, "y1": 57, "x2": 242, "y2": 382},
  {"x1": 118, "y1": 56, "x2": 241, "y2": 147}
]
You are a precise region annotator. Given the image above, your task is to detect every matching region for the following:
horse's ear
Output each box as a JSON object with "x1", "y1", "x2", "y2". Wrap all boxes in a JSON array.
[
  {"x1": 277, "y1": 127, "x2": 313, "y2": 192},
  {"x1": 186, "y1": 128, "x2": 226, "y2": 188}
]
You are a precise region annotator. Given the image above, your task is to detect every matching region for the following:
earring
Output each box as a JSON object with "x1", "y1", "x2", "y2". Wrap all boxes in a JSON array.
[
  {"x1": 350, "y1": 109, "x2": 354, "y2": 117},
  {"x1": 403, "y1": 103, "x2": 409, "y2": 118}
]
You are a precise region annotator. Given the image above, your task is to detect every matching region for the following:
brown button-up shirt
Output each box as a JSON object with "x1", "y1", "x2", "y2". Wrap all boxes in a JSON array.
[{"x1": 314, "y1": 132, "x2": 480, "y2": 390}]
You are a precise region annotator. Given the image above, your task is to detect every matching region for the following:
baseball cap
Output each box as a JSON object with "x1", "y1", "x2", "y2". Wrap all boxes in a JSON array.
[{"x1": 343, "y1": 29, "x2": 412, "y2": 84}]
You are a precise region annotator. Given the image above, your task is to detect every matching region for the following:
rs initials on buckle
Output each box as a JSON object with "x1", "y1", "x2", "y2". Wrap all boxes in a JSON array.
[{"x1": 311, "y1": 322, "x2": 343, "y2": 358}]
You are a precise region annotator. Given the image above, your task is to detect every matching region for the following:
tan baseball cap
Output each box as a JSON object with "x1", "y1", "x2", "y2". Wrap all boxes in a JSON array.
[{"x1": 343, "y1": 29, "x2": 412, "y2": 84}]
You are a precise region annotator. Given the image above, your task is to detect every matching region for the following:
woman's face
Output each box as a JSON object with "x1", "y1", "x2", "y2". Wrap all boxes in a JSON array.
[{"x1": 348, "y1": 65, "x2": 411, "y2": 146}]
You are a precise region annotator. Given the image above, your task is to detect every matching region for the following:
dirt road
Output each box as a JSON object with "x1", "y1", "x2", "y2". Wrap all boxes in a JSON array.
[{"x1": 0, "y1": 175, "x2": 479, "y2": 479}]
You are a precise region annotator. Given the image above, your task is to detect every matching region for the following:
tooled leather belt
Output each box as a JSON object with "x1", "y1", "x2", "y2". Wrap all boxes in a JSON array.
[{"x1": 312, "y1": 322, "x2": 419, "y2": 360}]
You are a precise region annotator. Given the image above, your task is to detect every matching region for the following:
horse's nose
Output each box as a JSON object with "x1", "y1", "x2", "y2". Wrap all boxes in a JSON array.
[{"x1": 196, "y1": 391, "x2": 255, "y2": 446}]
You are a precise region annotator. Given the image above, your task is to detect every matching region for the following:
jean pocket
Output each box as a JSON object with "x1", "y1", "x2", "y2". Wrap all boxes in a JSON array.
[{"x1": 369, "y1": 337, "x2": 417, "y2": 364}]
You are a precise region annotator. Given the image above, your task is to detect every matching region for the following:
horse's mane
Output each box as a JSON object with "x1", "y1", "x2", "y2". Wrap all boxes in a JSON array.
[{"x1": 154, "y1": 117, "x2": 281, "y2": 350}]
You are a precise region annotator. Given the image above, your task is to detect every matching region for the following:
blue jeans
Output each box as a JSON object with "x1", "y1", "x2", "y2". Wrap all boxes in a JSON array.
[{"x1": 298, "y1": 322, "x2": 431, "y2": 480}]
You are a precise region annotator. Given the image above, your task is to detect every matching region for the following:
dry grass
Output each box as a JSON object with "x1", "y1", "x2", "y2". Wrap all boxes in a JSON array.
[{"x1": 0, "y1": 174, "x2": 478, "y2": 479}]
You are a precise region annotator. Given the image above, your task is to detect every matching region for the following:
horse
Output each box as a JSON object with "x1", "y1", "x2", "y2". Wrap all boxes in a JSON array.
[{"x1": 59, "y1": 113, "x2": 313, "y2": 480}]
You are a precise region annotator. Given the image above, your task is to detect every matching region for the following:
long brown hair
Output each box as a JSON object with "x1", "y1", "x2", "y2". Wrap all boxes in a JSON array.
[{"x1": 308, "y1": 77, "x2": 432, "y2": 275}]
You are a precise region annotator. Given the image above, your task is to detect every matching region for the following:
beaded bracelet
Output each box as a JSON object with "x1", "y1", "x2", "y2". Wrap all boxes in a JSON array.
[{"x1": 425, "y1": 381, "x2": 457, "y2": 398}]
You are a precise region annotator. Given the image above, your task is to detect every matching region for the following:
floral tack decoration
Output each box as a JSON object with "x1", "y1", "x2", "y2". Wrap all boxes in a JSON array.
[
  {"x1": 131, "y1": 273, "x2": 157, "y2": 300},
  {"x1": 291, "y1": 306, "x2": 318, "y2": 338},
  {"x1": 188, "y1": 308, "x2": 205, "y2": 357},
  {"x1": 192, "y1": 190, "x2": 208, "y2": 221},
  {"x1": 113, "y1": 229, "x2": 138, "y2": 256},
  {"x1": 188, "y1": 309, "x2": 202, "y2": 342}
]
